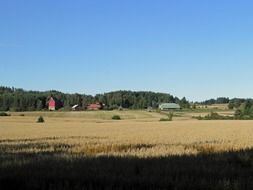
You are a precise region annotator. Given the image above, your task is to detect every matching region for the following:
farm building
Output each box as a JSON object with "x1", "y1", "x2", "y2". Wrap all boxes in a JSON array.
[
  {"x1": 72, "y1": 104, "x2": 79, "y2": 111},
  {"x1": 48, "y1": 97, "x2": 56, "y2": 111},
  {"x1": 48, "y1": 97, "x2": 63, "y2": 111},
  {"x1": 87, "y1": 102, "x2": 103, "y2": 111},
  {"x1": 159, "y1": 103, "x2": 180, "y2": 111}
]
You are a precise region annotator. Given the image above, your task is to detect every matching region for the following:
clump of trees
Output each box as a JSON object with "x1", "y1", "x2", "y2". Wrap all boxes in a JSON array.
[
  {"x1": 195, "y1": 100, "x2": 253, "y2": 120},
  {"x1": 0, "y1": 86, "x2": 191, "y2": 111},
  {"x1": 228, "y1": 98, "x2": 252, "y2": 110},
  {"x1": 234, "y1": 100, "x2": 253, "y2": 119}
]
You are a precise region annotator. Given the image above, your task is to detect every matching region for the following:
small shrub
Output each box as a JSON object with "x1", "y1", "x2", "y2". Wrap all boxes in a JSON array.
[
  {"x1": 112, "y1": 115, "x2": 121, "y2": 120},
  {"x1": 160, "y1": 112, "x2": 173, "y2": 122},
  {"x1": 0, "y1": 112, "x2": 10, "y2": 116},
  {"x1": 37, "y1": 116, "x2": 45, "y2": 123},
  {"x1": 242, "y1": 115, "x2": 252, "y2": 120},
  {"x1": 167, "y1": 112, "x2": 173, "y2": 121},
  {"x1": 160, "y1": 118, "x2": 171, "y2": 122},
  {"x1": 20, "y1": 114, "x2": 25, "y2": 117}
]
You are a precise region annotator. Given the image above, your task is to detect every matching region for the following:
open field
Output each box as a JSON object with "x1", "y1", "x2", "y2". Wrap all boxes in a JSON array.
[
  {"x1": 0, "y1": 110, "x2": 253, "y2": 156},
  {"x1": 1, "y1": 110, "x2": 253, "y2": 189}
]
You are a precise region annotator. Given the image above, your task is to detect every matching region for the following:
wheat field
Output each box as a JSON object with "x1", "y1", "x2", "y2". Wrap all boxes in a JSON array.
[
  {"x1": 2, "y1": 111, "x2": 253, "y2": 189},
  {"x1": 1, "y1": 110, "x2": 253, "y2": 157}
]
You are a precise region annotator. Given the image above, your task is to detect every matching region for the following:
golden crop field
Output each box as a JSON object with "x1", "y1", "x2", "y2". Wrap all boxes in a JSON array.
[
  {"x1": 2, "y1": 110, "x2": 253, "y2": 190},
  {"x1": 0, "y1": 110, "x2": 253, "y2": 157}
]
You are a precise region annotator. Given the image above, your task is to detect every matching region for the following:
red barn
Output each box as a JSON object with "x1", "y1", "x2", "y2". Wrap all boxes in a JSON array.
[
  {"x1": 48, "y1": 97, "x2": 56, "y2": 111},
  {"x1": 87, "y1": 102, "x2": 103, "y2": 111}
]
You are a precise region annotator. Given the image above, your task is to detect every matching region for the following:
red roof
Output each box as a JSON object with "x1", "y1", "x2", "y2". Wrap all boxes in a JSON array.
[
  {"x1": 87, "y1": 102, "x2": 102, "y2": 110},
  {"x1": 49, "y1": 97, "x2": 56, "y2": 107}
]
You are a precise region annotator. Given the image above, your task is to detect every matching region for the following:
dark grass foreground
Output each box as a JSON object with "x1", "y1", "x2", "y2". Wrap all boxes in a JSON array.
[{"x1": 1, "y1": 147, "x2": 253, "y2": 189}]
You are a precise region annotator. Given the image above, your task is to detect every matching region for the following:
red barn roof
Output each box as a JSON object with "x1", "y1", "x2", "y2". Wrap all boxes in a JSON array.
[
  {"x1": 48, "y1": 97, "x2": 56, "y2": 111},
  {"x1": 87, "y1": 102, "x2": 103, "y2": 110}
]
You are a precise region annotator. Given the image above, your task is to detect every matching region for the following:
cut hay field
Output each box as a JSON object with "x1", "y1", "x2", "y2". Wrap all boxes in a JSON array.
[{"x1": 1, "y1": 110, "x2": 253, "y2": 190}]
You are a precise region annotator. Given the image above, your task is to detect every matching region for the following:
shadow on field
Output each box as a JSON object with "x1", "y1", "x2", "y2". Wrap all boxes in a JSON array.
[{"x1": 1, "y1": 141, "x2": 253, "y2": 190}]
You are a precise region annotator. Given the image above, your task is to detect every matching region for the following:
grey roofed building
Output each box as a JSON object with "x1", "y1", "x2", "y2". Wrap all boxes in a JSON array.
[
  {"x1": 159, "y1": 103, "x2": 181, "y2": 110},
  {"x1": 72, "y1": 104, "x2": 79, "y2": 111}
]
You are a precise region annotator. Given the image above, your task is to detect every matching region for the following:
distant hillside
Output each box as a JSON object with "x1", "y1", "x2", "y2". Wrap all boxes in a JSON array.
[{"x1": 0, "y1": 86, "x2": 190, "y2": 111}]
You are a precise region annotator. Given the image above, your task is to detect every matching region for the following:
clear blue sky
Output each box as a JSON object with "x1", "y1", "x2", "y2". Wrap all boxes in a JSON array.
[{"x1": 0, "y1": 0, "x2": 253, "y2": 101}]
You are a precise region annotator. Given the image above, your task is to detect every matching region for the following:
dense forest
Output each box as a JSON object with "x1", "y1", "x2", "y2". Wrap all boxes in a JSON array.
[{"x1": 0, "y1": 86, "x2": 190, "y2": 111}]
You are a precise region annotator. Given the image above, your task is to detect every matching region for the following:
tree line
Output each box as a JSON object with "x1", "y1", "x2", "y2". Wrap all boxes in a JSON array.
[
  {"x1": 0, "y1": 86, "x2": 190, "y2": 111},
  {"x1": 197, "y1": 97, "x2": 230, "y2": 105},
  {"x1": 197, "y1": 97, "x2": 253, "y2": 110},
  {"x1": 195, "y1": 99, "x2": 253, "y2": 120}
]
